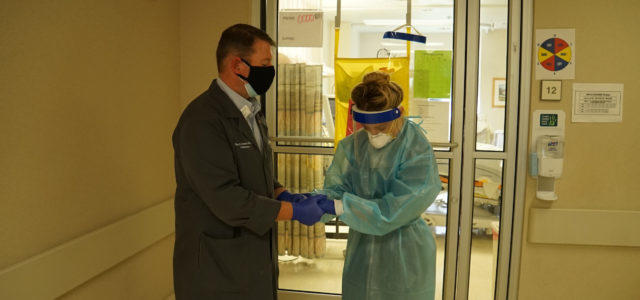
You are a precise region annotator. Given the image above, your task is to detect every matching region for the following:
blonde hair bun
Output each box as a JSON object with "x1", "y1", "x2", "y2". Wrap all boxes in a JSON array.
[
  {"x1": 362, "y1": 71, "x2": 390, "y2": 85},
  {"x1": 351, "y1": 71, "x2": 403, "y2": 112}
]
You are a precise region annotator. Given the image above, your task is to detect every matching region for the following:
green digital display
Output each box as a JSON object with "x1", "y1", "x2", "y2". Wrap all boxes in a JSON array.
[{"x1": 540, "y1": 114, "x2": 558, "y2": 127}]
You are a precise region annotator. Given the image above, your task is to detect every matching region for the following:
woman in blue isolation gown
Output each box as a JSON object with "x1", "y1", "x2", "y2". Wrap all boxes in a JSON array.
[{"x1": 317, "y1": 71, "x2": 441, "y2": 300}]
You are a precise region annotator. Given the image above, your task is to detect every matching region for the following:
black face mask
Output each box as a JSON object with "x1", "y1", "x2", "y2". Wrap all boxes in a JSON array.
[{"x1": 236, "y1": 58, "x2": 275, "y2": 97}]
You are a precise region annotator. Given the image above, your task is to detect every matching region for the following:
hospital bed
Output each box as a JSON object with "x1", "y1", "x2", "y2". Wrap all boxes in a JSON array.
[{"x1": 422, "y1": 143, "x2": 503, "y2": 235}]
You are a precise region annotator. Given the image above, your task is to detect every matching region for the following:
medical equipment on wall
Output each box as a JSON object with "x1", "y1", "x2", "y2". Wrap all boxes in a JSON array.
[
  {"x1": 382, "y1": 0, "x2": 427, "y2": 44},
  {"x1": 529, "y1": 110, "x2": 565, "y2": 201},
  {"x1": 534, "y1": 135, "x2": 564, "y2": 200}
]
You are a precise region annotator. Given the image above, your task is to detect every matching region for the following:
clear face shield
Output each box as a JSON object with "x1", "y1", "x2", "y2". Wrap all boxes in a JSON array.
[{"x1": 351, "y1": 105, "x2": 403, "y2": 151}]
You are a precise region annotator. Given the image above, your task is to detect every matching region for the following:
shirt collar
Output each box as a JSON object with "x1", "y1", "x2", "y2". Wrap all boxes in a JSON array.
[{"x1": 216, "y1": 79, "x2": 261, "y2": 119}]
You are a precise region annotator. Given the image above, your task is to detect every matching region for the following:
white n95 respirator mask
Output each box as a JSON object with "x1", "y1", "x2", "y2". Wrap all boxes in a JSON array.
[{"x1": 367, "y1": 131, "x2": 393, "y2": 149}]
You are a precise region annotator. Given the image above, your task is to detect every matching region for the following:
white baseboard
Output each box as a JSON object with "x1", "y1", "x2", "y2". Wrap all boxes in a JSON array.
[{"x1": 0, "y1": 199, "x2": 175, "y2": 299}]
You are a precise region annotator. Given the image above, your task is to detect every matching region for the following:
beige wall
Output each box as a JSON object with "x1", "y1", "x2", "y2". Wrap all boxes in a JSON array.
[
  {"x1": 0, "y1": 0, "x2": 179, "y2": 298},
  {"x1": 7, "y1": 0, "x2": 638, "y2": 299},
  {"x1": 60, "y1": 235, "x2": 175, "y2": 300},
  {"x1": 1, "y1": 0, "x2": 257, "y2": 298},
  {"x1": 179, "y1": 0, "x2": 253, "y2": 109},
  {"x1": 518, "y1": 1, "x2": 640, "y2": 299}
]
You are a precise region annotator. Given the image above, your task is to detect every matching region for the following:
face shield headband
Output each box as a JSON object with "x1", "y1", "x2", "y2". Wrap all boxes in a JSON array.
[{"x1": 352, "y1": 105, "x2": 402, "y2": 124}]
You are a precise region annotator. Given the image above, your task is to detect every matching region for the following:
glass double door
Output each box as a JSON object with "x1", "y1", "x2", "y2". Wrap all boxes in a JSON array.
[{"x1": 263, "y1": 0, "x2": 524, "y2": 299}]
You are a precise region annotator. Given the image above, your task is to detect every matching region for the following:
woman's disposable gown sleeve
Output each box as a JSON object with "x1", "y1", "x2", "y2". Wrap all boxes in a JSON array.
[{"x1": 319, "y1": 127, "x2": 441, "y2": 236}]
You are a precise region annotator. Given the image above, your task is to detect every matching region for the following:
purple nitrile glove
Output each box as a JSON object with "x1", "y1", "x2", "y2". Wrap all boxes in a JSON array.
[
  {"x1": 314, "y1": 194, "x2": 336, "y2": 215},
  {"x1": 291, "y1": 194, "x2": 324, "y2": 226},
  {"x1": 277, "y1": 190, "x2": 307, "y2": 203}
]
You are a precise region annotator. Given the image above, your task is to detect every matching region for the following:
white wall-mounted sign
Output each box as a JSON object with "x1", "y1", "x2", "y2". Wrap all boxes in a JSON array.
[
  {"x1": 409, "y1": 98, "x2": 450, "y2": 143},
  {"x1": 535, "y1": 29, "x2": 575, "y2": 80},
  {"x1": 278, "y1": 11, "x2": 323, "y2": 47},
  {"x1": 572, "y1": 83, "x2": 623, "y2": 123},
  {"x1": 541, "y1": 80, "x2": 562, "y2": 101}
]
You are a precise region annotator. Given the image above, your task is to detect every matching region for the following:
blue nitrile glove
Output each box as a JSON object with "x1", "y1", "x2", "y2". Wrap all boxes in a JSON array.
[
  {"x1": 277, "y1": 190, "x2": 308, "y2": 202},
  {"x1": 291, "y1": 194, "x2": 324, "y2": 226},
  {"x1": 314, "y1": 194, "x2": 336, "y2": 215}
]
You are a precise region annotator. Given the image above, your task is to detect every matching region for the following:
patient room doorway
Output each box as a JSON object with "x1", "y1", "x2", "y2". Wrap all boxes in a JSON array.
[{"x1": 260, "y1": 0, "x2": 531, "y2": 299}]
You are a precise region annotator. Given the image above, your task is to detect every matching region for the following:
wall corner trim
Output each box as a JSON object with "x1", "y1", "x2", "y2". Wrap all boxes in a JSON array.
[
  {"x1": 0, "y1": 199, "x2": 175, "y2": 299},
  {"x1": 528, "y1": 208, "x2": 640, "y2": 247}
]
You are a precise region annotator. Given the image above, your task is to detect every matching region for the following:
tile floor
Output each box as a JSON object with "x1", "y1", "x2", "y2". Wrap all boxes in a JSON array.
[{"x1": 279, "y1": 235, "x2": 497, "y2": 300}]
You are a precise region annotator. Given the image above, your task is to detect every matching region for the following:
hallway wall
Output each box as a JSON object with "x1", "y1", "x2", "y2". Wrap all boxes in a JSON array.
[
  {"x1": 0, "y1": 1, "x2": 179, "y2": 298},
  {"x1": 518, "y1": 1, "x2": 640, "y2": 299},
  {"x1": 179, "y1": 0, "x2": 254, "y2": 109},
  {"x1": 1, "y1": 0, "x2": 258, "y2": 298}
]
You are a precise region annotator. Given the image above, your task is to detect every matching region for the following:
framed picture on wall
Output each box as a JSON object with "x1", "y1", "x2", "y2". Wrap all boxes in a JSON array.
[{"x1": 492, "y1": 78, "x2": 506, "y2": 107}]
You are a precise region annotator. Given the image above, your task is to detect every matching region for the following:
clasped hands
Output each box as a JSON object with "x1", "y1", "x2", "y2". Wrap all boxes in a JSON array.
[{"x1": 277, "y1": 190, "x2": 335, "y2": 225}]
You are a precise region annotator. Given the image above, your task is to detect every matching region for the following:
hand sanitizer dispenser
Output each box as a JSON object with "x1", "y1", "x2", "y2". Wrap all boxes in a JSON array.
[
  {"x1": 529, "y1": 110, "x2": 566, "y2": 201},
  {"x1": 536, "y1": 136, "x2": 564, "y2": 200}
]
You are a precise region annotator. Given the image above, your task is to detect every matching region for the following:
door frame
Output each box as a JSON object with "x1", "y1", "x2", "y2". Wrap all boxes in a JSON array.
[{"x1": 255, "y1": 0, "x2": 534, "y2": 299}]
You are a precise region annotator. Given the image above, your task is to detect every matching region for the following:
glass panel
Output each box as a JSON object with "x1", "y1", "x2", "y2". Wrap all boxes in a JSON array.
[
  {"x1": 276, "y1": 62, "x2": 333, "y2": 148},
  {"x1": 276, "y1": 0, "x2": 455, "y2": 296},
  {"x1": 276, "y1": 0, "x2": 455, "y2": 150},
  {"x1": 277, "y1": 0, "x2": 334, "y2": 148},
  {"x1": 468, "y1": 159, "x2": 503, "y2": 300},
  {"x1": 276, "y1": 153, "x2": 343, "y2": 294},
  {"x1": 423, "y1": 158, "x2": 450, "y2": 300},
  {"x1": 275, "y1": 153, "x2": 333, "y2": 194},
  {"x1": 476, "y1": 0, "x2": 508, "y2": 151},
  {"x1": 276, "y1": 154, "x2": 449, "y2": 296}
]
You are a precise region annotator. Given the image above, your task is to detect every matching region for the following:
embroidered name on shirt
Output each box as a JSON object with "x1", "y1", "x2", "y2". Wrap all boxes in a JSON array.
[{"x1": 234, "y1": 141, "x2": 253, "y2": 149}]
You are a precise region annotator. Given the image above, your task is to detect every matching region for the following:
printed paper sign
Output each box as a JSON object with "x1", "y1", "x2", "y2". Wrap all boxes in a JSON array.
[
  {"x1": 278, "y1": 11, "x2": 323, "y2": 47},
  {"x1": 409, "y1": 99, "x2": 450, "y2": 143},
  {"x1": 572, "y1": 83, "x2": 623, "y2": 122}
]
